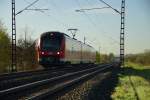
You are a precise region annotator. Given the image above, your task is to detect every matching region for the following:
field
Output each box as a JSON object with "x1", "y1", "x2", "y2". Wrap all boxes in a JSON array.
[{"x1": 111, "y1": 62, "x2": 150, "y2": 100}]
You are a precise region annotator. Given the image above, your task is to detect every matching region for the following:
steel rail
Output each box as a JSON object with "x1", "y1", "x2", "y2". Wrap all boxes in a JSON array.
[
  {"x1": 0, "y1": 70, "x2": 66, "y2": 90},
  {"x1": 0, "y1": 64, "x2": 97, "y2": 90},
  {"x1": 0, "y1": 69, "x2": 49, "y2": 81},
  {"x1": 0, "y1": 63, "x2": 114, "y2": 99},
  {"x1": 29, "y1": 65, "x2": 113, "y2": 100},
  {"x1": 0, "y1": 64, "x2": 96, "y2": 81}
]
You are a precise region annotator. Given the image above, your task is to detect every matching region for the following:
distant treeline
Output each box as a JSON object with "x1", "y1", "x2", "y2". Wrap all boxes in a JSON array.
[
  {"x1": 126, "y1": 50, "x2": 150, "y2": 66},
  {"x1": 96, "y1": 52, "x2": 115, "y2": 63}
]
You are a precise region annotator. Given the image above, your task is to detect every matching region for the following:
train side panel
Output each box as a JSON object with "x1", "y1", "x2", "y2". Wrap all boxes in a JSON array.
[
  {"x1": 63, "y1": 36, "x2": 82, "y2": 64},
  {"x1": 82, "y1": 43, "x2": 95, "y2": 63},
  {"x1": 63, "y1": 35, "x2": 96, "y2": 64}
]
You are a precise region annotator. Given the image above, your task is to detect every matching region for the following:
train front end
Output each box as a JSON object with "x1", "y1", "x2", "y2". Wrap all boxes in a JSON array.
[{"x1": 37, "y1": 32, "x2": 65, "y2": 66}]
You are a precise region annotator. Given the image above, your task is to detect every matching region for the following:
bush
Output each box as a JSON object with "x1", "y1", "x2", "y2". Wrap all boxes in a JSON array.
[{"x1": 126, "y1": 50, "x2": 150, "y2": 66}]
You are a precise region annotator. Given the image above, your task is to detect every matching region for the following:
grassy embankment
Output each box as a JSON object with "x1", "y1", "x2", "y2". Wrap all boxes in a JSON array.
[{"x1": 111, "y1": 62, "x2": 150, "y2": 100}]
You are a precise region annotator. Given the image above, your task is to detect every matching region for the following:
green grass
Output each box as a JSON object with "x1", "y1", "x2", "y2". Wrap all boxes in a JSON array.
[{"x1": 111, "y1": 62, "x2": 150, "y2": 100}]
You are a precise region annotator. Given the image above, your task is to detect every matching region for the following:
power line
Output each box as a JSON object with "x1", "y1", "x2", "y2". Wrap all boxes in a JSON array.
[
  {"x1": 75, "y1": 0, "x2": 101, "y2": 31},
  {"x1": 75, "y1": 0, "x2": 119, "y2": 45},
  {"x1": 76, "y1": 0, "x2": 103, "y2": 40},
  {"x1": 25, "y1": 8, "x2": 48, "y2": 11},
  {"x1": 97, "y1": 0, "x2": 121, "y2": 14},
  {"x1": 76, "y1": 7, "x2": 110, "y2": 12},
  {"x1": 16, "y1": 0, "x2": 40, "y2": 15},
  {"x1": 23, "y1": 0, "x2": 69, "y2": 30},
  {"x1": 86, "y1": 0, "x2": 120, "y2": 43},
  {"x1": 46, "y1": 0, "x2": 70, "y2": 29}
]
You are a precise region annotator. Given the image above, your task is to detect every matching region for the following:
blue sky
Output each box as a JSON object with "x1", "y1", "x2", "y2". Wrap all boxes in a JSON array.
[{"x1": 0, "y1": 0, "x2": 150, "y2": 55}]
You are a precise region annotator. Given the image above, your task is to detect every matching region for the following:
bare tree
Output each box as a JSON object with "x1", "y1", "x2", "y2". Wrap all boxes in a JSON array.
[{"x1": 17, "y1": 26, "x2": 38, "y2": 71}]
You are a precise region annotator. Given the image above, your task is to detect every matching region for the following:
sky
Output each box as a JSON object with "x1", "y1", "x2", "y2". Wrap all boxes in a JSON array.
[{"x1": 0, "y1": 0, "x2": 150, "y2": 55}]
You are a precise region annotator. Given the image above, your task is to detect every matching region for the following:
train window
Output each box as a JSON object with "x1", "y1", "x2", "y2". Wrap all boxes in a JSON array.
[{"x1": 41, "y1": 35, "x2": 62, "y2": 51}]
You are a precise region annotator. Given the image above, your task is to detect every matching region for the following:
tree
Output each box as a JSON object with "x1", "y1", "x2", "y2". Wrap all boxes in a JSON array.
[
  {"x1": 100, "y1": 54, "x2": 109, "y2": 63},
  {"x1": 96, "y1": 51, "x2": 100, "y2": 63},
  {"x1": 17, "y1": 27, "x2": 37, "y2": 71},
  {"x1": 108, "y1": 53, "x2": 115, "y2": 62},
  {"x1": 0, "y1": 21, "x2": 11, "y2": 72}
]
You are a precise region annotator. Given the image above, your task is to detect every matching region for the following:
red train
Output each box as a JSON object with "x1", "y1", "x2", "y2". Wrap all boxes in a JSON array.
[{"x1": 35, "y1": 31, "x2": 96, "y2": 67}]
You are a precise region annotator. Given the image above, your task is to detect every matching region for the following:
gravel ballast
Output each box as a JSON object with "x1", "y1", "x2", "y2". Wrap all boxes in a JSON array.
[{"x1": 56, "y1": 69, "x2": 119, "y2": 100}]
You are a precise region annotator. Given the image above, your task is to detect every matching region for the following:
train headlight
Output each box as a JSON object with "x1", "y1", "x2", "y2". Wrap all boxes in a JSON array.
[
  {"x1": 57, "y1": 52, "x2": 60, "y2": 55},
  {"x1": 41, "y1": 52, "x2": 44, "y2": 55}
]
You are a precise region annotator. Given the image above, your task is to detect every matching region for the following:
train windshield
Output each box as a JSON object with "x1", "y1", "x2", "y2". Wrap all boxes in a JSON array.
[{"x1": 41, "y1": 33, "x2": 62, "y2": 51}]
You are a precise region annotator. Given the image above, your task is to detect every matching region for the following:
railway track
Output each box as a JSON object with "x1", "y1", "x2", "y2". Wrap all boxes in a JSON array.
[
  {"x1": 0, "y1": 64, "x2": 95, "y2": 90},
  {"x1": 0, "y1": 63, "x2": 118, "y2": 100}
]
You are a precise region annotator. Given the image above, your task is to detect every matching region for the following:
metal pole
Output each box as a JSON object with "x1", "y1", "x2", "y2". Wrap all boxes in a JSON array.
[
  {"x1": 11, "y1": 0, "x2": 45, "y2": 72},
  {"x1": 99, "y1": 46, "x2": 100, "y2": 63},
  {"x1": 12, "y1": 0, "x2": 17, "y2": 72},
  {"x1": 84, "y1": 37, "x2": 86, "y2": 44},
  {"x1": 120, "y1": 0, "x2": 125, "y2": 67}
]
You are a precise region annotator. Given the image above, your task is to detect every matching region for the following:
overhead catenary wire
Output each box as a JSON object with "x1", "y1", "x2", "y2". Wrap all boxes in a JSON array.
[
  {"x1": 23, "y1": 0, "x2": 69, "y2": 30},
  {"x1": 97, "y1": 0, "x2": 121, "y2": 14},
  {"x1": 16, "y1": 0, "x2": 40, "y2": 15},
  {"x1": 75, "y1": 0, "x2": 101, "y2": 32},
  {"x1": 46, "y1": 0, "x2": 70, "y2": 30},
  {"x1": 76, "y1": 7, "x2": 110, "y2": 12},
  {"x1": 75, "y1": 0, "x2": 119, "y2": 44},
  {"x1": 75, "y1": 0, "x2": 103, "y2": 44},
  {"x1": 86, "y1": 0, "x2": 120, "y2": 44},
  {"x1": 25, "y1": 8, "x2": 48, "y2": 11},
  {"x1": 75, "y1": 0, "x2": 120, "y2": 55}
]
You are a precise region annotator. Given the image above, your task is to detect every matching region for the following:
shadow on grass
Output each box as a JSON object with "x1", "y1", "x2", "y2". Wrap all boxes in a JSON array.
[
  {"x1": 121, "y1": 67, "x2": 150, "y2": 81},
  {"x1": 86, "y1": 68, "x2": 120, "y2": 100},
  {"x1": 120, "y1": 67, "x2": 150, "y2": 100}
]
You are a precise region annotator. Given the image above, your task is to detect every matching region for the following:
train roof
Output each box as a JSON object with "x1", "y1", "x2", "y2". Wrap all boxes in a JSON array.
[
  {"x1": 41, "y1": 31, "x2": 95, "y2": 49},
  {"x1": 41, "y1": 31, "x2": 70, "y2": 37}
]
